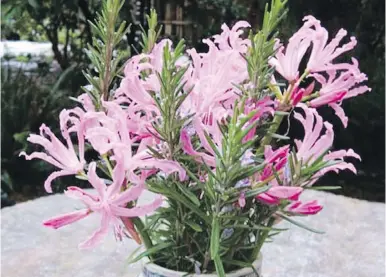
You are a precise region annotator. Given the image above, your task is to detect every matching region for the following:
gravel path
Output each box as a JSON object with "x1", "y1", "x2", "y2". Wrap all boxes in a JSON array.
[{"x1": 1, "y1": 190, "x2": 384, "y2": 277}]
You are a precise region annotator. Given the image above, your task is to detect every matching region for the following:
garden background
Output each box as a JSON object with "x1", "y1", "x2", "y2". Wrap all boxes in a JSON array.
[{"x1": 1, "y1": 0, "x2": 384, "y2": 207}]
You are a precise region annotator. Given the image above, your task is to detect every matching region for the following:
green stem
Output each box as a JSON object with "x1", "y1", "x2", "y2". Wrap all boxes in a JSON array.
[
  {"x1": 258, "y1": 113, "x2": 285, "y2": 152},
  {"x1": 250, "y1": 217, "x2": 275, "y2": 261},
  {"x1": 132, "y1": 217, "x2": 154, "y2": 258},
  {"x1": 102, "y1": 154, "x2": 114, "y2": 176},
  {"x1": 301, "y1": 92, "x2": 319, "y2": 102},
  {"x1": 258, "y1": 70, "x2": 310, "y2": 152}
]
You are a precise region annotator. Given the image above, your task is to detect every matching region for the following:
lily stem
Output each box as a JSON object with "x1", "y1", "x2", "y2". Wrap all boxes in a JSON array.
[
  {"x1": 132, "y1": 217, "x2": 154, "y2": 260},
  {"x1": 251, "y1": 217, "x2": 275, "y2": 261}
]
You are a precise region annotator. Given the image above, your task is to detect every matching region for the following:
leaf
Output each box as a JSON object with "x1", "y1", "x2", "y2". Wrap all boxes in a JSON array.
[
  {"x1": 185, "y1": 220, "x2": 203, "y2": 232},
  {"x1": 306, "y1": 186, "x2": 342, "y2": 191},
  {"x1": 228, "y1": 185, "x2": 271, "y2": 202},
  {"x1": 176, "y1": 183, "x2": 200, "y2": 207},
  {"x1": 75, "y1": 174, "x2": 88, "y2": 181},
  {"x1": 210, "y1": 217, "x2": 220, "y2": 258},
  {"x1": 269, "y1": 132, "x2": 290, "y2": 140},
  {"x1": 51, "y1": 64, "x2": 77, "y2": 93},
  {"x1": 126, "y1": 245, "x2": 144, "y2": 264},
  {"x1": 203, "y1": 131, "x2": 222, "y2": 159},
  {"x1": 13, "y1": 131, "x2": 29, "y2": 144},
  {"x1": 221, "y1": 259, "x2": 258, "y2": 275},
  {"x1": 28, "y1": 0, "x2": 39, "y2": 8},
  {"x1": 127, "y1": 242, "x2": 173, "y2": 264},
  {"x1": 167, "y1": 190, "x2": 210, "y2": 224},
  {"x1": 213, "y1": 255, "x2": 226, "y2": 277},
  {"x1": 274, "y1": 111, "x2": 290, "y2": 116},
  {"x1": 276, "y1": 212, "x2": 325, "y2": 234},
  {"x1": 230, "y1": 224, "x2": 288, "y2": 232}
]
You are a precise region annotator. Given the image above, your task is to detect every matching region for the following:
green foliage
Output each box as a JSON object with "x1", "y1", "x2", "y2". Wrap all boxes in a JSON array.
[
  {"x1": 2, "y1": 0, "x2": 91, "y2": 68},
  {"x1": 139, "y1": 9, "x2": 163, "y2": 54},
  {"x1": 1, "y1": 0, "x2": 136, "y2": 70},
  {"x1": 151, "y1": 40, "x2": 192, "y2": 158},
  {"x1": 0, "y1": 64, "x2": 77, "y2": 199},
  {"x1": 245, "y1": 0, "x2": 288, "y2": 99},
  {"x1": 82, "y1": 0, "x2": 131, "y2": 108}
]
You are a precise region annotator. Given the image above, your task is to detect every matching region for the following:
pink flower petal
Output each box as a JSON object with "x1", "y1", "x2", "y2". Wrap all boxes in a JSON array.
[
  {"x1": 78, "y1": 212, "x2": 110, "y2": 249},
  {"x1": 87, "y1": 162, "x2": 107, "y2": 199},
  {"x1": 44, "y1": 170, "x2": 75, "y2": 193},
  {"x1": 43, "y1": 209, "x2": 90, "y2": 229},
  {"x1": 110, "y1": 196, "x2": 163, "y2": 217}
]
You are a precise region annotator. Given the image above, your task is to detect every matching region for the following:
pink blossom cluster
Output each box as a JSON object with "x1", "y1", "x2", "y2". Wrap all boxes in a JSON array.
[
  {"x1": 269, "y1": 16, "x2": 370, "y2": 127},
  {"x1": 21, "y1": 16, "x2": 369, "y2": 248}
]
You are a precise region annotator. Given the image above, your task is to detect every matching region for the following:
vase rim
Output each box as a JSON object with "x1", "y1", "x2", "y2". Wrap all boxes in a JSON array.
[{"x1": 142, "y1": 253, "x2": 263, "y2": 277}]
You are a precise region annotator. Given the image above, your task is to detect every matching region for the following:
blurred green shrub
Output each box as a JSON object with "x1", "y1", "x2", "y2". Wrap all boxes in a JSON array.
[
  {"x1": 0, "y1": 64, "x2": 81, "y2": 204},
  {"x1": 1, "y1": 0, "x2": 136, "y2": 69}
]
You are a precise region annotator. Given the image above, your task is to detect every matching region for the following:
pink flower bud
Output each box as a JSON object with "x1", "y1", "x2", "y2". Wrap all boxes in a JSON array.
[
  {"x1": 285, "y1": 200, "x2": 323, "y2": 215},
  {"x1": 43, "y1": 209, "x2": 90, "y2": 229}
]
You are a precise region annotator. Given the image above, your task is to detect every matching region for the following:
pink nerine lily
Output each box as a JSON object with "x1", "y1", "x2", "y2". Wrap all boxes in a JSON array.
[
  {"x1": 309, "y1": 90, "x2": 347, "y2": 107},
  {"x1": 269, "y1": 15, "x2": 322, "y2": 82},
  {"x1": 180, "y1": 128, "x2": 216, "y2": 167},
  {"x1": 285, "y1": 200, "x2": 323, "y2": 215},
  {"x1": 20, "y1": 123, "x2": 85, "y2": 193},
  {"x1": 269, "y1": 34, "x2": 312, "y2": 82},
  {"x1": 43, "y1": 162, "x2": 163, "y2": 249},
  {"x1": 309, "y1": 61, "x2": 370, "y2": 127},
  {"x1": 255, "y1": 145, "x2": 290, "y2": 183},
  {"x1": 294, "y1": 104, "x2": 333, "y2": 163},
  {"x1": 264, "y1": 145, "x2": 290, "y2": 170},
  {"x1": 294, "y1": 104, "x2": 360, "y2": 184},
  {"x1": 305, "y1": 16, "x2": 357, "y2": 72},
  {"x1": 213, "y1": 21, "x2": 251, "y2": 53}
]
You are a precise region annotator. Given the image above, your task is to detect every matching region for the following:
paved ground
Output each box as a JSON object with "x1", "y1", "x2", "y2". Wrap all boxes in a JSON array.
[
  {"x1": 1, "y1": 189, "x2": 385, "y2": 277},
  {"x1": 1, "y1": 41, "x2": 55, "y2": 58}
]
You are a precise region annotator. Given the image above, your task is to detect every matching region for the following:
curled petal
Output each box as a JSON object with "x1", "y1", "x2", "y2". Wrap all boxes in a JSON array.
[
  {"x1": 112, "y1": 183, "x2": 144, "y2": 207},
  {"x1": 180, "y1": 129, "x2": 216, "y2": 167},
  {"x1": 294, "y1": 104, "x2": 333, "y2": 163},
  {"x1": 19, "y1": 151, "x2": 64, "y2": 170},
  {"x1": 264, "y1": 145, "x2": 290, "y2": 164},
  {"x1": 77, "y1": 93, "x2": 95, "y2": 111},
  {"x1": 65, "y1": 186, "x2": 99, "y2": 206},
  {"x1": 87, "y1": 162, "x2": 107, "y2": 199},
  {"x1": 44, "y1": 170, "x2": 75, "y2": 193},
  {"x1": 106, "y1": 161, "x2": 126, "y2": 198},
  {"x1": 141, "y1": 159, "x2": 186, "y2": 181},
  {"x1": 318, "y1": 162, "x2": 357, "y2": 175},
  {"x1": 78, "y1": 212, "x2": 110, "y2": 249},
  {"x1": 309, "y1": 91, "x2": 347, "y2": 107},
  {"x1": 329, "y1": 103, "x2": 348, "y2": 128},
  {"x1": 110, "y1": 196, "x2": 163, "y2": 217}
]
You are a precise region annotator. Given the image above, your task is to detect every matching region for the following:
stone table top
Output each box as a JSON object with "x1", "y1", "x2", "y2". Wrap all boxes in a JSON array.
[{"x1": 1, "y1": 190, "x2": 385, "y2": 277}]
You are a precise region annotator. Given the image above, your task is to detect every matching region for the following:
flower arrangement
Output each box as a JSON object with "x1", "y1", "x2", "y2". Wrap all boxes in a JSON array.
[{"x1": 21, "y1": 0, "x2": 370, "y2": 275}]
